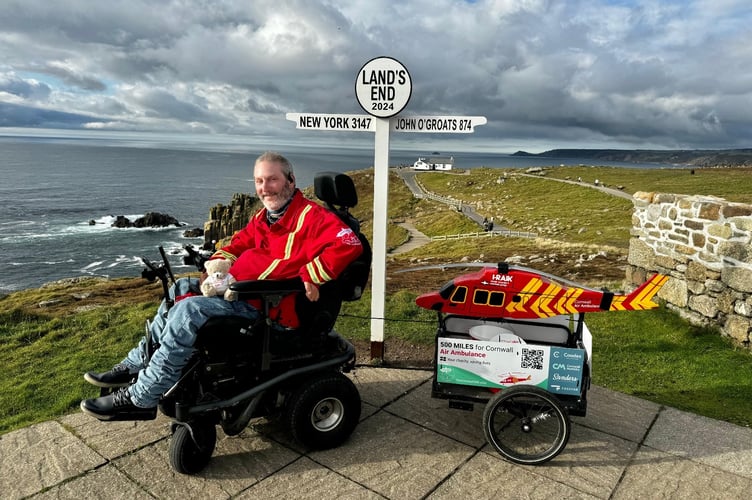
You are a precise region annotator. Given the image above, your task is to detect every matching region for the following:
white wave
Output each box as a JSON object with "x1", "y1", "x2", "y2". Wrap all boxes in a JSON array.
[
  {"x1": 72, "y1": 214, "x2": 178, "y2": 233},
  {"x1": 1, "y1": 232, "x2": 57, "y2": 243},
  {"x1": 0, "y1": 283, "x2": 21, "y2": 293},
  {"x1": 77, "y1": 255, "x2": 147, "y2": 277},
  {"x1": 1, "y1": 219, "x2": 36, "y2": 227},
  {"x1": 106, "y1": 255, "x2": 142, "y2": 268},
  {"x1": 81, "y1": 261, "x2": 105, "y2": 271},
  {"x1": 87, "y1": 214, "x2": 144, "y2": 226},
  {"x1": 9, "y1": 258, "x2": 76, "y2": 267},
  {"x1": 1, "y1": 214, "x2": 186, "y2": 244},
  {"x1": 43, "y1": 259, "x2": 76, "y2": 265}
]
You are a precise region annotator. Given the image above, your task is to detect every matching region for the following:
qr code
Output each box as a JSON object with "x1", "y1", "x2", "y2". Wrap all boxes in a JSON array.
[{"x1": 521, "y1": 348, "x2": 544, "y2": 370}]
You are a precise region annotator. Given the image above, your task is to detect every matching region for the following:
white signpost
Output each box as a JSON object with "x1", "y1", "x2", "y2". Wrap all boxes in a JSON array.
[{"x1": 286, "y1": 56, "x2": 486, "y2": 360}]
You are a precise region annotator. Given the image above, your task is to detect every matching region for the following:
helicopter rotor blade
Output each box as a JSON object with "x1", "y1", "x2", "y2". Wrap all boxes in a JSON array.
[{"x1": 394, "y1": 262, "x2": 599, "y2": 291}]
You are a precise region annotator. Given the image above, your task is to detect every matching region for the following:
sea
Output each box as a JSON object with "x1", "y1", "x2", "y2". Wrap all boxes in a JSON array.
[{"x1": 0, "y1": 134, "x2": 679, "y2": 293}]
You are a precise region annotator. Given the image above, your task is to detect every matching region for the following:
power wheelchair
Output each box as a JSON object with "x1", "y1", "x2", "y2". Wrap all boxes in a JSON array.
[{"x1": 129, "y1": 172, "x2": 371, "y2": 475}]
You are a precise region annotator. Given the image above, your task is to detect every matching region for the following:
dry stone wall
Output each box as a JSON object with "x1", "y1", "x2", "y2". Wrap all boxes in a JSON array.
[{"x1": 627, "y1": 192, "x2": 752, "y2": 347}]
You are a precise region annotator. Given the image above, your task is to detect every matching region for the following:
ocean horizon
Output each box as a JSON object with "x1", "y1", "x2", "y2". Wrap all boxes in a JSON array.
[{"x1": 0, "y1": 134, "x2": 680, "y2": 293}]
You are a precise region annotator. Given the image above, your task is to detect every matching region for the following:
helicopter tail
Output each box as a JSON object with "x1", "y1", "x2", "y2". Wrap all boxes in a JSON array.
[{"x1": 608, "y1": 273, "x2": 668, "y2": 311}]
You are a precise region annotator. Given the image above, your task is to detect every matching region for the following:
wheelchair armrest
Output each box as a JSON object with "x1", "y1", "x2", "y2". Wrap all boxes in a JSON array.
[{"x1": 230, "y1": 278, "x2": 304, "y2": 298}]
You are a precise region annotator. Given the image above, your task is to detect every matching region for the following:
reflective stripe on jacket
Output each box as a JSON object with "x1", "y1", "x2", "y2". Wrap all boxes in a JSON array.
[{"x1": 212, "y1": 189, "x2": 363, "y2": 328}]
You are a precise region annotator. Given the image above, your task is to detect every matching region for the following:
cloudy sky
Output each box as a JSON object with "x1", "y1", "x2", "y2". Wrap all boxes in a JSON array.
[{"x1": 1, "y1": 0, "x2": 751, "y2": 152}]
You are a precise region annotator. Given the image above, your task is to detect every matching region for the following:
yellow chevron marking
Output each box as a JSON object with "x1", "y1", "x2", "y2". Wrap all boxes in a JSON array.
[
  {"x1": 506, "y1": 277, "x2": 542, "y2": 313},
  {"x1": 563, "y1": 288, "x2": 584, "y2": 314},
  {"x1": 554, "y1": 288, "x2": 573, "y2": 314},
  {"x1": 610, "y1": 295, "x2": 628, "y2": 311},
  {"x1": 532, "y1": 283, "x2": 560, "y2": 317},
  {"x1": 611, "y1": 274, "x2": 668, "y2": 311},
  {"x1": 630, "y1": 274, "x2": 668, "y2": 310}
]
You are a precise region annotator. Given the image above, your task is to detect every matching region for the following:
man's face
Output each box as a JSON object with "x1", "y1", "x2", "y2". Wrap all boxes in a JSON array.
[{"x1": 254, "y1": 160, "x2": 295, "y2": 211}]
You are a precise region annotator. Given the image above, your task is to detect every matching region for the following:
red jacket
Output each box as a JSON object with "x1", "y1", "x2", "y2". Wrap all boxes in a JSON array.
[{"x1": 212, "y1": 189, "x2": 363, "y2": 328}]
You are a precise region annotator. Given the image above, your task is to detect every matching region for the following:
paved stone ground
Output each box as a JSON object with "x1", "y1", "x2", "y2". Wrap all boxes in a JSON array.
[{"x1": 3, "y1": 367, "x2": 752, "y2": 499}]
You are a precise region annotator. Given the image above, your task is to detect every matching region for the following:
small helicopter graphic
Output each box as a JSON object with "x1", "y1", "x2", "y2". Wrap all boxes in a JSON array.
[{"x1": 498, "y1": 373, "x2": 532, "y2": 385}]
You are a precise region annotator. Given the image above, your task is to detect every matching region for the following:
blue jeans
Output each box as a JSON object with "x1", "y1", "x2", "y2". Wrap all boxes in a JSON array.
[{"x1": 122, "y1": 277, "x2": 259, "y2": 408}]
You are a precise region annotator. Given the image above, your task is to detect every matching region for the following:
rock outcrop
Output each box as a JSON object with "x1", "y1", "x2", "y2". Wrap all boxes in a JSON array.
[
  {"x1": 203, "y1": 193, "x2": 261, "y2": 249},
  {"x1": 111, "y1": 212, "x2": 182, "y2": 228},
  {"x1": 183, "y1": 227, "x2": 204, "y2": 238}
]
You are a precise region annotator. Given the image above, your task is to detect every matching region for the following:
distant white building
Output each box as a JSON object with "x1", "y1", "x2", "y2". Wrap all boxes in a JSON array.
[{"x1": 412, "y1": 156, "x2": 454, "y2": 170}]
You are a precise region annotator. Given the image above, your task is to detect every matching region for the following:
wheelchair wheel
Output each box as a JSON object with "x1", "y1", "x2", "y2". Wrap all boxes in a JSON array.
[
  {"x1": 286, "y1": 372, "x2": 361, "y2": 450},
  {"x1": 169, "y1": 420, "x2": 217, "y2": 475},
  {"x1": 482, "y1": 385, "x2": 570, "y2": 465}
]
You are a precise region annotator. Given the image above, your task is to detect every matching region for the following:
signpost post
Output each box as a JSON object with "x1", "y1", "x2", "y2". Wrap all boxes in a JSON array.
[{"x1": 286, "y1": 56, "x2": 486, "y2": 360}]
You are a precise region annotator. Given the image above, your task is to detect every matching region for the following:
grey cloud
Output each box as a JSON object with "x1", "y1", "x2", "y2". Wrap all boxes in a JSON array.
[
  {"x1": 0, "y1": 101, "x2": 99, "y2": 127},
  {"x1": 130, "y1": 89, "x2": 210, "y2": 122},
  {"x1": 0, "y1": 74, "x2": 52, "y2": 100},
  {"x1": 42, "y1": 64, "x2": 107, "y2": 92},
  {"x1": 0, "y1": 0, "x2": 751, "y2": 149}
]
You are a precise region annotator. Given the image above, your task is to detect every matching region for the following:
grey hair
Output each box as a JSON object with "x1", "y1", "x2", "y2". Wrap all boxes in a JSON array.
[{"x1": 255, "y1": 151, "x2": 294, "y2": 180}]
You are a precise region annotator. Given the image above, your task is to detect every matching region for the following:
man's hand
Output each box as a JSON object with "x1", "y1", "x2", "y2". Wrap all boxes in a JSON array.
[{"x1": 304, "y1": 281, "x2": 320, "y2": 302}]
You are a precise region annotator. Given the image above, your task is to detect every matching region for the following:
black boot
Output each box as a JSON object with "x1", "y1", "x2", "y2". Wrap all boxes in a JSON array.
[
  {"x1": 84, "y1": 363, "x2": 137, "y2": 388},
  {"x1": 80, "y1": 387, "x2": 157, "y2": 421}
]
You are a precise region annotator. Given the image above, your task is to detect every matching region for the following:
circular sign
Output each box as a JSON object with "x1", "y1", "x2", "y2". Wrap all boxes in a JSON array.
[{"x1": 355, "y1": 56, "x2": 412, "y2": 118}]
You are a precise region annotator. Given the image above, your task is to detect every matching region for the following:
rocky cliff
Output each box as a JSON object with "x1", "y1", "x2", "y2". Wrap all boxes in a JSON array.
[{"x1": 202, "y1": 193, "x2": 261, "y2": 250}]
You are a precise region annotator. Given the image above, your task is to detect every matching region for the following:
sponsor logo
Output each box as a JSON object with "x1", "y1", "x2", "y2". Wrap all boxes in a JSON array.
[{"x1": 337, "y1": 227, "x2": 362, "y2": 246}]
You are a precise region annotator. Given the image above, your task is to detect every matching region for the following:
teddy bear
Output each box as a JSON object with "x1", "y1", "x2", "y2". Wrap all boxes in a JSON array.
[{"x1": 200, "y1": 259, "x2": 237, "y2": 301}]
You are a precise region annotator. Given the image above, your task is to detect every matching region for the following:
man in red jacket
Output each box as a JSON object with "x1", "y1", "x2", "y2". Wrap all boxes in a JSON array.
[{"x1": 81, "y1": 151, "x2": 364, "y2": 421}]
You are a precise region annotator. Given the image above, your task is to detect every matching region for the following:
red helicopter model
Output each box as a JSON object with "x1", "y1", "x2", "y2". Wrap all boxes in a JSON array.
[{"x1": 415, "y1": 262, "x2": 668, "y2": 320}]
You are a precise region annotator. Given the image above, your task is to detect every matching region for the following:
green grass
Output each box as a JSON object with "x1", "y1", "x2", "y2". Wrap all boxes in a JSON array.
[
  {"x1": 2, "y1": 165, "x2": 751, "y2": 434},
  {"x1": 0, "y1": 295, "x2": 152, "y2": 433},
  {"x1": 543, "y1": 165, "x2": 752, "y2": 203},
  {"x1": 586, "y1": 308, "x2": 752, "y2": 427},
  {"x1": 412, "y1": 198, "x2": 480, "y2": 237},
  {"x1": 416, "y1": 169, "x2": 634, "y2": 247},
  {"x1": 336, "y1": 290, "x2": 437, "y2": 344}
]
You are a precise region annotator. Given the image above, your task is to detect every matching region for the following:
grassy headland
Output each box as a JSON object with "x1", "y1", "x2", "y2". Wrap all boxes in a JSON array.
[{"x1": 1, "y1": 164, "x2": 751, "y2": 434}]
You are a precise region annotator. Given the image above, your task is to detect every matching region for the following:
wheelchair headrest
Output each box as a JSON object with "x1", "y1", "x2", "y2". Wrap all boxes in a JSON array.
[{"x1": 314, "y1": 172, "x2": 358, "y2": 209}]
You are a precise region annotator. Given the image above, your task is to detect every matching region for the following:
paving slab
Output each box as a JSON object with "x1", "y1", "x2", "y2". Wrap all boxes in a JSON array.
[
  {"x1": 236, "y1": 456, "x2": 383, "y2": 499},
  {"x1": 30, "y1": 464, "x2": 153, "y2": 499},
  {"x1": 574, "y1": 384, "x2": 661, "y2": 443},
  {"x1": 311, "y1": 410, "x2": 475, "y2": 500},
  {"x1": 59, "y1": 411, "x2": 171, "y2": 459},
  {"x1": 114, "y1": 428, "x2": 300, "y2": 499},
  {"x1": 612, "y1": 445, "x2": 752, "y2": 499},
  {"x1": 429, "y1": 451, "x2": 599, "y2": 499},
  {"x1": 383, "y1": 379, "x2": 486, "y2": 448},
  {"x1": 644, "y1": 407, "x2": 752, "y2": 479},
  {"x1": 1, "y1": 420, "x2": 105, "y2": 500},
  {"x1": 5, "y1": 367, "x2": 752, "y2": 499},
  {"x1": 348, "y1": 366, "x2": 432, "y2": 408},
  {"x1": 485, "y1": 424, "x2": 638, "y2": 499}
]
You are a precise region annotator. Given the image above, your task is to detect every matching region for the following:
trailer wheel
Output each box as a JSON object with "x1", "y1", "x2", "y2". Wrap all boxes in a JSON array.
[
  {"x1": 169, "y1": 420, "x2": 217, "y2": 475},
  {"x1": 286, "y1": 372, "x2": 361, "y2": 450},
  {"x1": 482, "y1": 385, "x2": 570, "y2": 465}
]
